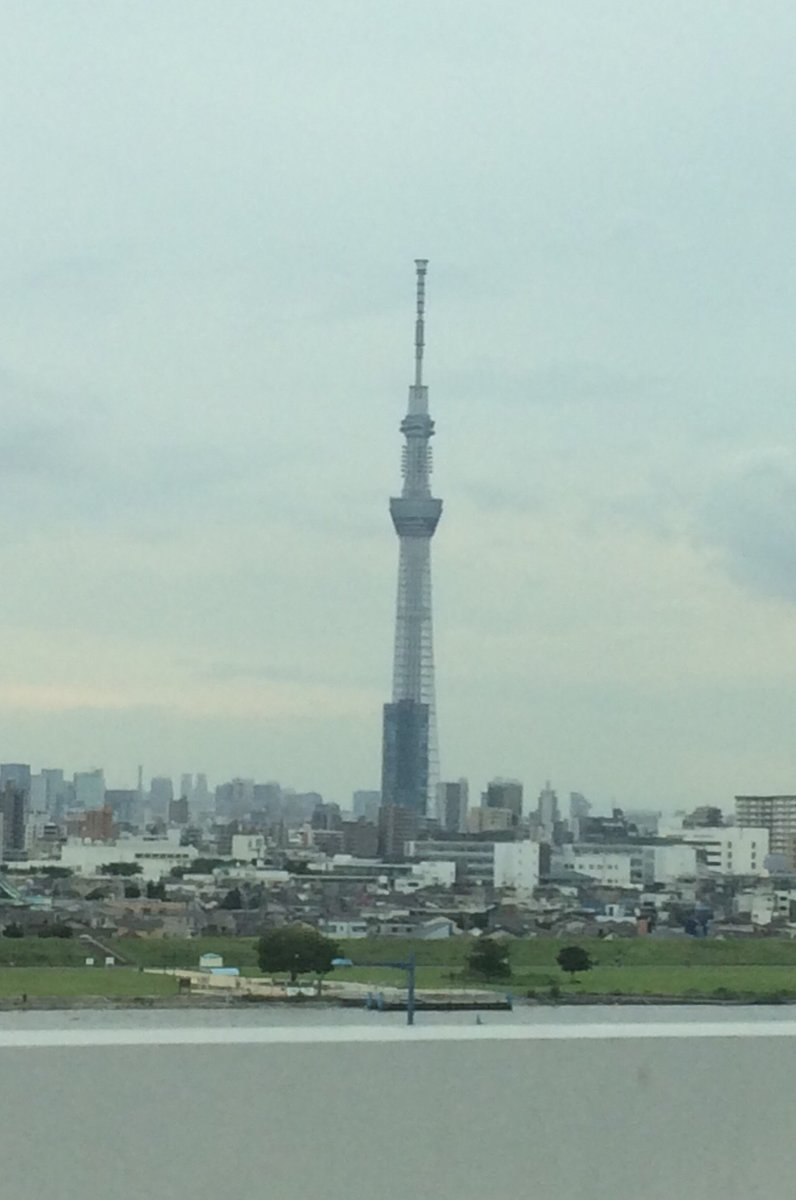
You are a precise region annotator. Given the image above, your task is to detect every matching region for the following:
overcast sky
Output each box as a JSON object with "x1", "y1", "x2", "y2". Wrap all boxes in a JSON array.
[{"x1": 3, "y1": 1, "x2": 796, "y2": 811}]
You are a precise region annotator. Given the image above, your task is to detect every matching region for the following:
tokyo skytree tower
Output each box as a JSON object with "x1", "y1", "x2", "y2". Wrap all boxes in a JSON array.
[{"x1": 380, "y1": 260, "x2": 442, "y2": 816}]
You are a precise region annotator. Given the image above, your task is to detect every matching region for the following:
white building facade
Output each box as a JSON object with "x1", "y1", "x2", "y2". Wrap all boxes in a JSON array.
[
  {"x1": 557, "y1": 846, "x2": 634, "y2": 888},
  {"x1": 671, "y1": 827, "x2": 769, "y2": 875},
  {"x1": 37, "y1": 830, "x2": 199, "y2": 881},
  {"x1": 493, "y1": 842, "x2": 540, "y2": 892}
]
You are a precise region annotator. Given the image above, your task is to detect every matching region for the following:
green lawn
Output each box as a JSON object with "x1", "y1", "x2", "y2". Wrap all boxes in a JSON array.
[
  {"x1": 2, "y1": 935, "x2": 796, "y2": 1000},
  {"x1": 0, "y1": 967, "x2": 179, "y2": 998},
  {"x1": 316, "y1": 960, "x2": 796, "y2": 999},
  {"x1": 558, "y1": 964, "x2": 796, "y2": 997},
  {"x1": 105, "y1": 936, "x2": 261, "y2": 970}
]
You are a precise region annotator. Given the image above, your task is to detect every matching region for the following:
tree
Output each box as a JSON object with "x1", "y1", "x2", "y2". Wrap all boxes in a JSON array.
[
  {"x1": 146, "y1": 880, "x2": 167, "y2": 900},
  {"x1": 184, "y1": 858, "x2": 225, "y2": 875},
  {"x1": 556, "y1": 945, "x2": 593, "y2": 981},
  {"x1": 466, "y1": 937, "x2": 511, "y2": 980},
  {"x1": 85, "y1": 887, "x2": 107, "y2": 901},
  {"x1": 284, "y1": 859, "x2": 309, "y2": 875},
  {"x1": 257, "y1": 925, "x2": 338, "y2": 982},
  {"x1": 3, "y1": 922, "x2": 24, "y2": 938},
  {"x1": 37, "y1": 922, "x2": 73, "y2": 939},
  {"x1": 219, "y1": 886, "x2": 243, "y2": 910},
  {"x1": 101, "y1": 862, "x2": 142, "y2": 877},
  {"x1": 124, "y1": 883, "x2": 142, "y2": 899}
]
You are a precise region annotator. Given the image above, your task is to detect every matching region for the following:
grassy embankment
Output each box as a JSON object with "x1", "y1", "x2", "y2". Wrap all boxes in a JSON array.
[{"x1": 3, "y1": 935, "x2": 796, "y2": 998}]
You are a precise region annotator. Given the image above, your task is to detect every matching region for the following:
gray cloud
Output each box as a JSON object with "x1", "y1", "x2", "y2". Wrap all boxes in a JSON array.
[{"x1": 699, "y1": 451, "x2": 796, "y2": 602}]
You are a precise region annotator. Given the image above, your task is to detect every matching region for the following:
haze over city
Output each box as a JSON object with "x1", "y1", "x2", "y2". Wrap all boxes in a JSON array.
[{"x1": 3, "y1": 2, "x2": 796, "y2": 809}]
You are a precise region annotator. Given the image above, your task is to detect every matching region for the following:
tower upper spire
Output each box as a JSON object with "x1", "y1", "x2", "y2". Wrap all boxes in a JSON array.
[{"x1": 414, "y1": 258, "x2": 428, "y2": 388}]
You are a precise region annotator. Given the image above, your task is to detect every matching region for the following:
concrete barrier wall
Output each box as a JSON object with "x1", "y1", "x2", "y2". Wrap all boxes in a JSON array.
[{"x1": 1, "y1": 1022, "x2": 793, "y2": 1200}]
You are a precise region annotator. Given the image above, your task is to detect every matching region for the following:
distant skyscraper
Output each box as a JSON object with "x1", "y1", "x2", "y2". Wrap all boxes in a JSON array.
[
  {"x1": 105, "y1": 789, "x2": 139, "y2": 826},
  {"x1": 569, "y1": 792, "x2": 591, "y2": 840},
  {"x1": 253, "y1": 781, "x2": 281, "y2": 818},
  {"x1": 0, "y1": 769, "x2": 30, "y2": 860},
  {"x1": 353, "y1": 790, "x2": 381, "y2": 823},
  {"x1": 0, "y1": 783, "x2": 27, "y2": 861},
  {"x1": 83, "y1": 805, "x2": 115, "y2": 842},
  {"x1": 149, "y1": 776, "x2": 173, "y2": 817},
  {"x1": 74, "y1": 769, "x2": 104, "y2": 810},
  {"x1": 40, "y1": 769, "x2": 67, "y2": 816},
  {"x1": 438, "y1": 779, "x2": 469, "y2": 834},
  {"x1": 311, "y1": 801, "x2": 343, "y2": 832},
  {"x1": 377, "y1": 803, "x2": 419, "y2": 861},
  {"x1": 381, "y1": 260, "x2": 442, "y2": 817},
  {"x1": 0, "y1": 764, "x2": 31, "y2": 794},
  {"x1": 569, "y1": 792, "x2": 591, "y2": 821},
  {"x1": 536, "y1": 781, "x2": 559, "y2": 842},
  {"x1": 169, "y1": 796, "x2": 190, "y2": 825},
  {"x1": 193, "y1": 774, "x2": 211, "y2": 812},
  {"x1": 484, "y1": 779, "x2": 523, "y2": 827}
]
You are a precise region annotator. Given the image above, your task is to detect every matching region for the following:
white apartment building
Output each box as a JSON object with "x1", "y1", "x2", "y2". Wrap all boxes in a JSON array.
[
  {"x1": 558, "y1": 846, "x2": 634, "y2": 888},
  {"x1": 642, "y1": 844, "x2": 699, "y2": 883},
  {"x1": 733, "y1": 888, "x2": 796, "y2": 926},
  {"x1": 672, "y1": 826, "x2": 769, "y2": 875},
  {"x1": 411, "y1": 860, "x2": 457, "y2": 888},
  {"x1": 556, "y1": 842, "x2": 699, "y2": 888},
  {"x1": 33, "y1": 830, "x2": 199, "y2": 881},
  {"x1": 736, "y1": 795, "x2": 796, "y2": 865},
  {"x1": 493, "y1": 841, "x2": 540, "y2": 892},
  {"x1": 231, "y1": 833, "x2": 266, "y2": 862},
  {"x1": 406, "y1": 839, "x2": 537, "y2": 890}
]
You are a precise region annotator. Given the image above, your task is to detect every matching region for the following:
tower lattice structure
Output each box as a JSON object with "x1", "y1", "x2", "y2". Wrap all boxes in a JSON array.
[{"x1": 381, "y1": 260, "x2": 442, "y2": 817}]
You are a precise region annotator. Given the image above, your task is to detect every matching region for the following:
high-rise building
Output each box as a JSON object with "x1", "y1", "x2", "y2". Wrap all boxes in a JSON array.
[
  {"x1": 169, "y1": 796, "x2": 190, "y2": 825},
  {"x1": 0, "y1": 783, "x2": 27, "y2": 860},
  {"x1": 381, "y1": 260, "x2": 442, "y2": 818},
  {"x1": 624, "y1": 809, "x2": 661, "y2": 836},
  {"x1": 378, "y1": 803, "x2": 419, "y2": 861},
  {"x1": 735, "y1": 795, "x2": 796, "y2": 866},
  {"x1": 193, "y1": 774, "x2": 211, "y2": 812},
  {"x1": 1, "y1": 764, "x2": 31, "y2": 794},
  {"x1": 536, "y1": 782, "x2": 559, "y2": 842},
  {"x1": 311, "y1": 802, "x2": 343, "y2": 832},
  {"x1": 74, "y1": 769, "x2": 105, "y2": 810},
  {"x1": 149, "y1": 776, "x2": 174, "y2": 816},
  {"x1": 253, "y1": 782, "x2": 282, "y2": 818},
  {"x1": 569, "y1": 792, "x2": 591, "y2": 820},
  {"x1": 227, "y1": 778, "x2": 254, "y2": 819},
  {"x1": 352, "y1": 790, "x2": 381, "y2": 823},
  {"x1": 282, "y1": 791, "x2": 321, "y2": 827},
  {"x1": 83, "y1": 805, "x2": 115, "y2": 842},
  {"x1": 569, "y1": 792, "x2": 591, "y2": 841},
  {"x1": 438, "y1": 779, "x2": 469, "y2": 834},
  {"x1": 105, "y1": 789, "x2": 139, "y2": 827},
  {"x1": 342, "y1": 818, "x2": 379, "y2": 858},
  {"x1": 468, "y1": 806, "x2": 516, "y2": 834},
  {"x1": 682, "y1": 806, "x2": 723, "y2": 829},
  {"x1": 40, "y1": 769, "x2": 68, "y2": 817},
  {"x1": 484, "y1": 779, "x2": 523, "y2": 827}
]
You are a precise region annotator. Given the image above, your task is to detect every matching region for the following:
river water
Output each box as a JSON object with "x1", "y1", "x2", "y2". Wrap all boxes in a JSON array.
[{"x1": 0, "y1": 1002, "x2": 794, "y2": 1031}]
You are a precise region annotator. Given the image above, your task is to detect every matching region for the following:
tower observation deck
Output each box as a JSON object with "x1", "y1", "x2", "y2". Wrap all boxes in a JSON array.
[{"x1": 381, "y1": 260, "x2": 442, "y2": 817}]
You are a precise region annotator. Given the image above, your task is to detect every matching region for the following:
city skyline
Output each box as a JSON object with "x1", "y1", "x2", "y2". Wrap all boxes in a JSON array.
[{"x1": 3, "y1": 5, "x2": 796, "y2": 809}]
